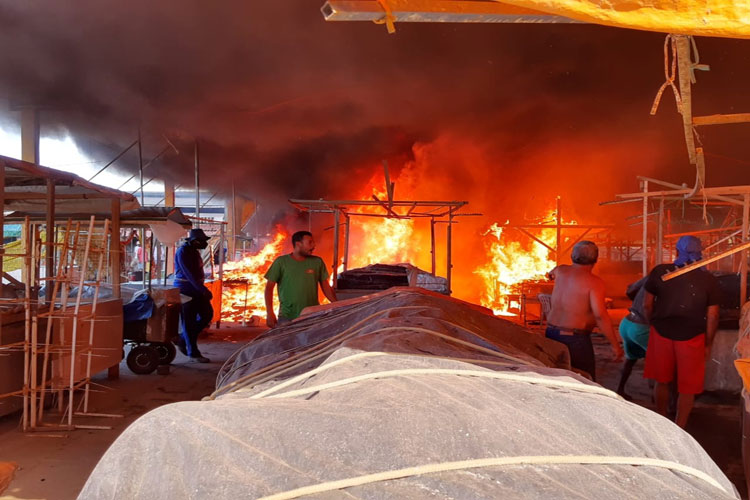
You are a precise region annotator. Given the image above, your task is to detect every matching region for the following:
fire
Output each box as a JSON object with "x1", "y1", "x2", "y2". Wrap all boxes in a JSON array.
[
  {"x1": 474, "y1": 208, "x2": 576, "y2": 316},
  {"x1": 347, "y1": 169, "x2": 420, "y2": 268},
  {"x1": 220, "y1": 229, "x2": 287, "y2": 323}
]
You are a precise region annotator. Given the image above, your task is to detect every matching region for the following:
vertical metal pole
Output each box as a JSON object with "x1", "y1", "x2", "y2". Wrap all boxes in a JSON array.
[
  {"x1": 332, "y1": 209, "x2": 340, "y2": 289},
  {"x1": 45, "y1": 179, "x2": 55, "y2": 302},
  {"x1": 642, "y1": 180, "x2": 649, "y2": 277},
  {"x1": 217, "y1": 222, "x2": 225, "y2": 328},
  {"x1": 229, "y1": 180, "x2": 236, "y2": 260},
  {"x1": 741, "y1": 194, "x2": 749, "y2": 306},
  {"x1": 447, "y1": 214, "x2": 453, "y2": 294},
  {"x1": 194, "y1": 140, "x2": 200, "y2": 226},
  {"x1": 430, "y1": 217, "x2": 436, "y2": 275},
  {"x1": 137, "y1": 128, "x2": 144, "y2": 205},
  {"x1": 656, "y1": 196, "x2": 665, "y2": 265},
  {"x1": 555, "y1": 196, "x2": 562, "y2": 265},
  {"x1": 110, "y1": 199, "x2": 121, "y2": 299},
  {"x1": 343, "y1": 214, "x2": 350, "y2": 272}
]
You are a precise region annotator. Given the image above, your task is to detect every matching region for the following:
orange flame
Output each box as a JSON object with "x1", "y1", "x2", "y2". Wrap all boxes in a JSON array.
[
  {"x1": 220, "y1": 229, "x2": 287, "y2": 323},
  {"x1": 474, "y1": 208, "x2": 576, "y2": 316}
]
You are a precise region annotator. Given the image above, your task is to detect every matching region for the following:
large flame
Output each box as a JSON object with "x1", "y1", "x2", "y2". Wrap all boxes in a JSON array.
[
  {"x1": 347, "y1": 171, "x2": 420, "y2": 268},
  {"x1": 220, "y1": 229, "x2": 287, "y2": 323},
  {"x1": 474, "y1": 208, "x2": 576, "y2": 316}
]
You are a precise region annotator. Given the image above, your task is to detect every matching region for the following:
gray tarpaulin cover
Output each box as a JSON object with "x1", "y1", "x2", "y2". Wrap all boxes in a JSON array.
[{"x1": 79, "y1": 288, "x2": 739, "y2": 499}]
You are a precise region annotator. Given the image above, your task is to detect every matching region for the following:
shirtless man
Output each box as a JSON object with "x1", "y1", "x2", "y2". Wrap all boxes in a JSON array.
[{"x1": 546, "y1": 240, "x2": 623, "y2": 380}]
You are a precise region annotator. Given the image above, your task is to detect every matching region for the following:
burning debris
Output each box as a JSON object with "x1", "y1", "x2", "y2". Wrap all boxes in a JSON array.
[{"x1": 220, "y1": 229, "x2": 287, "y2": 323}]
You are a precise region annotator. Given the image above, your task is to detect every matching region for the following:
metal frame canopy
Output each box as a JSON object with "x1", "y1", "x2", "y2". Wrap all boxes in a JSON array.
[
  {"x1": 289, "y1": 198, "x2": 470, "y2": 293},
  {"x1": 603, "y1": 176, "x2": 750, "y2": 307}
]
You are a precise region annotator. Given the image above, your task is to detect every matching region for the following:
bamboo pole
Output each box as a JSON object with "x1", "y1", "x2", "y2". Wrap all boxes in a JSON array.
[
  {"x1": 83, "y1": 219, "x2": 109, "y2": 412},
  {"x1": 67, "y1": 216, "x2": 95, "y2": 428},
  {"x1": 37, "y1": 219, "x2": 72, "y2": 422}
]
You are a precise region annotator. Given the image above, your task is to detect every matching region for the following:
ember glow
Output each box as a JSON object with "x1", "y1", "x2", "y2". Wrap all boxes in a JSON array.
[{"x1": 220, "y1": 229, "x2": 287, "y2": 323}]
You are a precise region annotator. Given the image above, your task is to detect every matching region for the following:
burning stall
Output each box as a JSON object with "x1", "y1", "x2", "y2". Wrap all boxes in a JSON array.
[{"x1": 288, "y1": 196, "x2": 470, "y2": 298}]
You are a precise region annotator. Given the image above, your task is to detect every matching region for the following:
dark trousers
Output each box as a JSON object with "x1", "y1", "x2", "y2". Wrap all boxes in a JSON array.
[
  {"x1": 180, "y1": 295, "x2": 213, "y2": 357},
  {"x1": 545, "y1": 327, "x2": 596, "y2": 381}
]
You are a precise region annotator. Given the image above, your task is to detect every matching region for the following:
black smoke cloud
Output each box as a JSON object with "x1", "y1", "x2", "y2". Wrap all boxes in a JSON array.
[{"x1": 0, "y1": 1, "x2": 749, "y2": 226}]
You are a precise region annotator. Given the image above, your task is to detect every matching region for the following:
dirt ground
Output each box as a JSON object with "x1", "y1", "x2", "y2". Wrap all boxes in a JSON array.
[
  {"x1": 0, "y1": 325, "x2": 266, "y2": 500},
  {"x1": 0, "y1": 324, "x2": 746, "y2": 499}
]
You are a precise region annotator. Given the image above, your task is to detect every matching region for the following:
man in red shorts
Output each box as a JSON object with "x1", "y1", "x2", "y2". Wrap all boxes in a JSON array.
[{"x1": 643, "y1": 235, "x2": 720, "y2": 428}]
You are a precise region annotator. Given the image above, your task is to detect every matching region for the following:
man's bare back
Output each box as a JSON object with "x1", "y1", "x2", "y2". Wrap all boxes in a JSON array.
[{"x1": 547, "y1": 264, "x2": 605, "y2": 331}]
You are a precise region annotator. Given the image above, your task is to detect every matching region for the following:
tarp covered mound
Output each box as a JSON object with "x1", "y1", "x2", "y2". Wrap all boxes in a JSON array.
[
  {"x1": 214, "y1": 287, "x2": 570, "y2": 392},
  {"x1": 79, "y1": 288, "x2": 739, "y2": 499}
]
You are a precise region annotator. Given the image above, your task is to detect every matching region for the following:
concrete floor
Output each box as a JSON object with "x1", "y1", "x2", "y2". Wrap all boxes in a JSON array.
[{"x1": 0, "y1": 325, "x2": 746, "y2": 499}]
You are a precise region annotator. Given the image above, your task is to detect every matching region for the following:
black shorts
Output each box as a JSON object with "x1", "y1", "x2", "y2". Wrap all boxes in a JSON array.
[{"x1": 545, "y1": 326, "x2": 595, "y2": 381}]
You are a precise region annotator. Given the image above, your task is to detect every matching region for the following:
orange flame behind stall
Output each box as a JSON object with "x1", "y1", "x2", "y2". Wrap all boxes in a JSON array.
[
  {"x1": 474, "y1": 209, "x2": 577, "y2": 316},
  {"x1": 220, "y1": 229, "x2": 287, "y2": 323},
  {"x1": 347, "y1": 174, "x2": 420, "y2": 269}
]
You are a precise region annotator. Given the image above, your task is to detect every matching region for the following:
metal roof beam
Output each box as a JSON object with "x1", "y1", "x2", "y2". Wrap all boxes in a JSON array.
[{"x1": 321, "y1": 0, "x2": 580, "y2": 24}]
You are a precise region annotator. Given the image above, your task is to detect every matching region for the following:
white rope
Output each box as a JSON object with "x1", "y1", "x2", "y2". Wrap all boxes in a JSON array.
[
  {"x1": 258, "y1": 455, "x2": 730, "y2": 500},
  {"x1": 250, "y1": 351, "x2": 517, "y2": 399},
  {"x1": 265, "y1": 367, "x2": 621, "y2": 401},
  {"x1": 366, "y1": 325, "x2": 535, "y2": 365}
]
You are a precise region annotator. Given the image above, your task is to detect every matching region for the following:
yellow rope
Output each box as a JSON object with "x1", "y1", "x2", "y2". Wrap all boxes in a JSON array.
[
  {"x1": 258, "y1": 455, "x2": 730, "y2": 500},
  {"x1": 373, "y1": 0, "x2": 396, "y2": 34}
]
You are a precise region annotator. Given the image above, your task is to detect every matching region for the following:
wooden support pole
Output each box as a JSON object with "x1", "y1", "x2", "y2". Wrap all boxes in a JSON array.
[
  {"x1": 693, "y1": 113, "x2": 750, "y2": 126},
  {"x1": 642, "y1": 180, "x2": 649, "y2": 277},
  {"x1": 332, "y1": 209, "x2": 340, "y2": 289},
  {"x1": 741, "y1": 194, "x2": 749, "y2": 307},
  {"x1": 675, "y1": 35, "x2": 697, "y2": 165},
  {"x1": 663, "y1": 241, "x2": 750, "y2": 282}
]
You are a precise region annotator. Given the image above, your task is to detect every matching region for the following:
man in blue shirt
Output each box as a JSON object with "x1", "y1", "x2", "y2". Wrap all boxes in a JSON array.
[{"x1": 173, "y1": 228, "x2": 213, "y2": 363}]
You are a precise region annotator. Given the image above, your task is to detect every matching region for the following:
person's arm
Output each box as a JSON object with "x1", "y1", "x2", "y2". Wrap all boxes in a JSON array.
[
  {"x1": 643, "y1": 291, "x2": 655, "y2": 323},
  {"x1": 705, "y1": 304, "x2": 719, "y2": 360},
  {"x1": 265, "y1": 280, "x2": 277, "y2": 328},
  {"x1": 590, "y1": 281, "x2": 623, "y2": 360},
  {"x1": 320, "y1": 279, "x2": 337, "y2": 303},
  {"x1": 547, "y1": 266, "x2": 559, "y2": 281}
]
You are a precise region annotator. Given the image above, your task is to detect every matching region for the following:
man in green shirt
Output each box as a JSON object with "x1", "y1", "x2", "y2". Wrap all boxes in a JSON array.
[{"x1": 264, "y1": 230, "x2": 337, "y2": 327}]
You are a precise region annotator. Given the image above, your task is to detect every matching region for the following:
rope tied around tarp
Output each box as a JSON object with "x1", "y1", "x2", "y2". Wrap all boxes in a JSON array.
[{"x1": 373, "y1": 0, "x2": 396, "y2": 34}]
